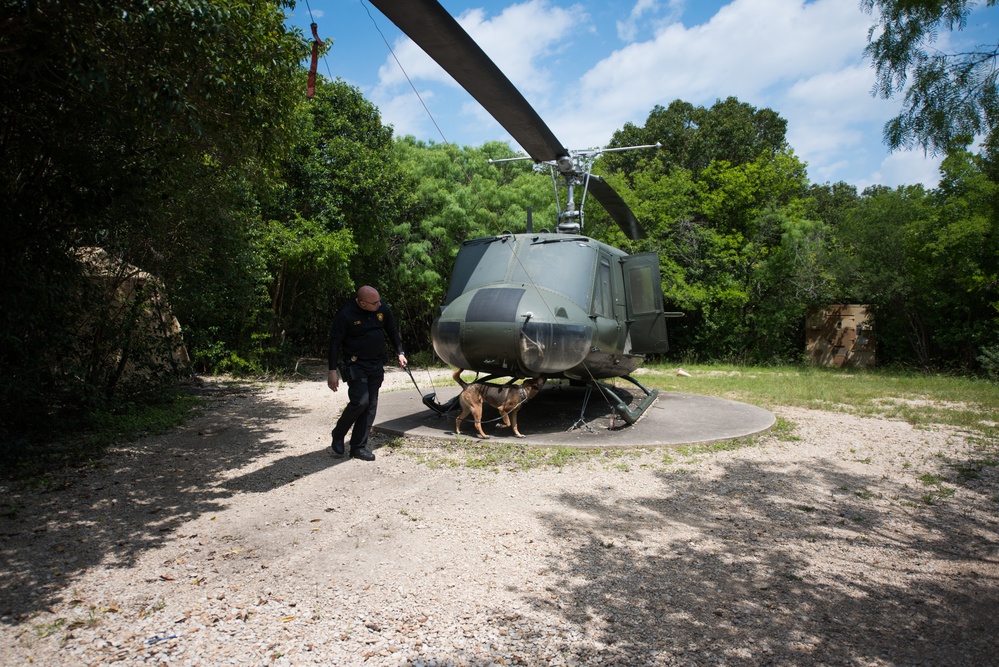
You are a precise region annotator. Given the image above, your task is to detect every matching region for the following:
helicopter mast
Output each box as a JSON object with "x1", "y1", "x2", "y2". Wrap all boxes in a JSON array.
[{"x1": 491, "y1": 142, "x2": 661, "y2": 236}]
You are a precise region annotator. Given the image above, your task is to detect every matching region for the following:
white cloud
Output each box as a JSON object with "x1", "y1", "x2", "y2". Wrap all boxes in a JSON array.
[
  {"x1": 552, "y1": 0, "x2": 918, "y2": 184},
  {"x1": 869, "y1": 151, "x2": 941, "y2": 190},
  {"x1": 575, "y1": 0, "x2": 869, "y2": 118},
  {"x1": 617, "y1": 0, "x2": 685, "y2": 42},
  {"x1": 359, "y1": 0, "x2": 950, "y2": 186}
]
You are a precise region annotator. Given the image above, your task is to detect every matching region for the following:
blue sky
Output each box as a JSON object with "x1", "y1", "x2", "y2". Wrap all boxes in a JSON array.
[{"x1": 286, "y1": 0, "x2": 995, "y2": 190}]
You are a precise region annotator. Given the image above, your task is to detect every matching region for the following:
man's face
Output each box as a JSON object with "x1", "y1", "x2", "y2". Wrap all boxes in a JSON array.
[{"x1": 357, "y1": 292, "x2": 381, "y2": 312}]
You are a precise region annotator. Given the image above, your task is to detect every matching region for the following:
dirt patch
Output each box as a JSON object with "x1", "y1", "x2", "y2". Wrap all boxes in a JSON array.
[{"x1": 2, "y1": 366, "x2": 997, "y2": 666}]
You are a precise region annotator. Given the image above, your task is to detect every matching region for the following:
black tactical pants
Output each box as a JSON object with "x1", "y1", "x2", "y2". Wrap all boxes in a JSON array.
[{"x1": 332, "y1": 360, "x2": 384, "y2": 451}]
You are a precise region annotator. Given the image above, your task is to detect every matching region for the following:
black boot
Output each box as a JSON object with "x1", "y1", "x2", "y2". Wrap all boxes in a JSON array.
[
  {"x1": 350, "y1": 447, "x2": 375, "y2": 461},
  {"x1": 331, "y1": 432, "x2": 345, "y2": 457}
]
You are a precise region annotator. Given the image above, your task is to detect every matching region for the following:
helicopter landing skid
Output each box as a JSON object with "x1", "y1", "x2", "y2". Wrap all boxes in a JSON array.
[
  {"x1": 598, "y1": 375, "x2": 659, "y2": 426},
  {"x1": 569, "y1": 385, "x2": 597, "y2": 433},
  {"x1": 569, "y1": 375, "x2": 659, "y2": 430}
]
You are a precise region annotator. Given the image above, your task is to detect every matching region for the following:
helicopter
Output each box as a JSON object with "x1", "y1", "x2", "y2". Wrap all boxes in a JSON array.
[{"x1": 368, "y1": 0, "x2": 680, "y2": 425}]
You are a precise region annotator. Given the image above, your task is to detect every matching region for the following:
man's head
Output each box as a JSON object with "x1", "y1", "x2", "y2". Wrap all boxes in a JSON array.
[{"x1": 356, "y1": 285, "x2": 381, "y2": 312}]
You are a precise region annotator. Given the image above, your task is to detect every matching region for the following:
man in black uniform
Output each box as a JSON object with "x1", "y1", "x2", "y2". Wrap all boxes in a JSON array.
[{"x1": 327, "y1": 285, "x2": 407, "y2": 461}]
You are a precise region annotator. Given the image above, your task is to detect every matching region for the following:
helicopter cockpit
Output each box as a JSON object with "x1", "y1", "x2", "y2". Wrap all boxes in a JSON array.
[{"x1": 443, "y1": 234, "x2": 594, "y2": 310}]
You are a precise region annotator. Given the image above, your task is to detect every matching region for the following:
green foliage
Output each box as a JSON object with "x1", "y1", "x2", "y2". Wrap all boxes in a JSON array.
[
  {"x1": 255, "y1": 77, "x2": 399, "y2": 356},
  {"x1": 596, "y1": 97, "x2": 827, "y2": 362},
  {"x1": 259, "y1": 214, "x2": 356, "y2": 346},
  {"x1": 831, "y1": 150, "x2": 999, "y2": 368},
  {"x1": 0, "y1": 391, "x2": 201, "y2": 480},
  {"x1": 862, "y1": 0, "x2": 999, "y2": 153},
  {"x1": 805, "y1": 182, "x2": 860, "y2": 227},
  {"x1": 1, "y1": 0, "x2": 307, "y2": 426},
  {"x1": 979, "y1": 345, "x2": 999, "y2": 381},
  {"x1": 606, "y1": 97, "x2": 789, "y2": 177}
]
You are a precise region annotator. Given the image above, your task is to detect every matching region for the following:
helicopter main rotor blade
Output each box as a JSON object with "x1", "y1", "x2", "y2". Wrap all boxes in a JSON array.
[
  {"x1": 587, "y1": 176, "x2": 646, "y2": 240},
  {"x1": 368, "y1": 0, "x2": 569, "y2": 163}
]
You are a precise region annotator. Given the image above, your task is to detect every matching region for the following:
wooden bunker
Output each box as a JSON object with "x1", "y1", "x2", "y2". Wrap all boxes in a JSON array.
[{"x1": 806, "y1": 304, "x2": 876, "y2": 368}]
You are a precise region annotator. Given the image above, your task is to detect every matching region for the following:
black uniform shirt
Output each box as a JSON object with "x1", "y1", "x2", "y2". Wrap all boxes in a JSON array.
[{"x1": 328, "y1": 299, "x2": 403, "y2": 370}]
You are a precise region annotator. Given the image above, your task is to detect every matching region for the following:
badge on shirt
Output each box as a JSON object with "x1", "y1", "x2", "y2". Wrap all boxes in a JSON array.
[{"x1": 377, "y1": 313, "x2": 384, "y2": 322}]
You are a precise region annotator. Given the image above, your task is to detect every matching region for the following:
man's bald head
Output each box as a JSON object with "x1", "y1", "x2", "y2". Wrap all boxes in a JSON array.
[{"x1": 356, "y1": 286, "x2": 381, "y2": 311}]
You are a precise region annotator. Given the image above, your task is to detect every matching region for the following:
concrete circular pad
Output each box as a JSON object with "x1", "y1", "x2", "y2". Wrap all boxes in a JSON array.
[{"x1": 373, "y1": 382, "x2": 775, "y2": 449}]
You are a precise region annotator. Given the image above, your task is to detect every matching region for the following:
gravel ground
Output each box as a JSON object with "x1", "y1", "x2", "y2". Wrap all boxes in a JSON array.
[{"x1": 1, "y1": 366, "x2": 997, "y2": 666}]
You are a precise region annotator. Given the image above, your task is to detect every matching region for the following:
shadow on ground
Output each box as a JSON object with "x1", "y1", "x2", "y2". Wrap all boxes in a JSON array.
[{"x1": 0, "y1": 378, "x2": 342, "y2": 621}]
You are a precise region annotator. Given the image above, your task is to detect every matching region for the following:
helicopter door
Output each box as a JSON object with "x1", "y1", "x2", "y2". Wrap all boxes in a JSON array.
[{"x1": 622, "y1": 252, "x2": 669, "y2": 354}]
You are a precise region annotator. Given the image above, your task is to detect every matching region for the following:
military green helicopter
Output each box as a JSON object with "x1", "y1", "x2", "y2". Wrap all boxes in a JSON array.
[{"x1": 370, "y1": 0, "x2": 678, "y2": 424}]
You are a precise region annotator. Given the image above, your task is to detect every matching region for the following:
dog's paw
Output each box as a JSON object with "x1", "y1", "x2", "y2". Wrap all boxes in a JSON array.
[{"x1": 513, "y1": 433, "x2": 526, "y2": 439}]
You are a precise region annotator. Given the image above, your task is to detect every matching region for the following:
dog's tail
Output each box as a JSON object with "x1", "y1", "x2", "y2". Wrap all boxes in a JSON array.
[{"x1": 452, "y1": 368, "x2": 468, "y2": 389}]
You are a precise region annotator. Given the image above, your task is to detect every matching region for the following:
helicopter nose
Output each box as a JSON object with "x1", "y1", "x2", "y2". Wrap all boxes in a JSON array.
[
  {"x1": 519, "y1": 318, "x2": 592, "y2": 374},
  {"x1": 432, "y1": 287, "x2": 526, "y2": 371},
  {"x1": 431, "y1": 287, "x2": 592, "y2": 375}
]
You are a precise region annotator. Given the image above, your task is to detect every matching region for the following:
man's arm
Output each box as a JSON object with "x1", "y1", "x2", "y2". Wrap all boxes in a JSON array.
[
  {"x1": 328, "y1": 309, "x2": 346, "y2": 392},
  {"x1": 384, "y1": 305, "x2": 407, "y2": 367}
]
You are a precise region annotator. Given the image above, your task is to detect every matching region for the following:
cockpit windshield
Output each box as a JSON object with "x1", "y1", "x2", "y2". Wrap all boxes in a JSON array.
[
  {"x1": 444, "y1": 235, "x2": 597, "y2": 309},
  {"x1": 444, "y1": 236, "x2": 514, "y2": 305}
]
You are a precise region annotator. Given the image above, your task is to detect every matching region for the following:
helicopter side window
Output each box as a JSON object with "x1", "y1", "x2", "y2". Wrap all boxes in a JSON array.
[
  {"x1": 592, "y1": 257, "x2": 613, "y2": 317},
  {"x1": 627, "y1": 264, "x2": 657, "y2": 315}
]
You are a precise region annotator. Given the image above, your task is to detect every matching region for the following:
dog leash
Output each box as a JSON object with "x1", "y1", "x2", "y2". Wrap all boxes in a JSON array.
[{"x1": 404, "y1": 365, "x2": 459, "y2": 414}]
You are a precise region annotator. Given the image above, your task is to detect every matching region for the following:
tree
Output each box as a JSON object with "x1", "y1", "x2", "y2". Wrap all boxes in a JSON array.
[
  {"x1": 920, "y1": 148, "x2": 999, "y2": 366},
  {"x1": 805, "y1": 182, "x2": 861, "y2": 229},
  {"x1": 834, "y1": 185, "x2": 935, "y2": 364},
  {"x1": 863, "y1": 0, "x2": 999, "y2": 153},
  {"x1": 259, "y1": 77, "x2": 404, "y2": 357},
  {"x1": 0, "y1": 1, "x2": 307, "y2": 425},
  {"x1": 605, "y1": 97, "x2": 788, "y2": 178}
]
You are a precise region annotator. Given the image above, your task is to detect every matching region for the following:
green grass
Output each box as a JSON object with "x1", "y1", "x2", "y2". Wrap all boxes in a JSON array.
[
  {"x1": 459, "y1": 442, "x2": 602, "y2": 470},
  {"x1": 633, "y1": 363, "x2": 998, "y2": 433}
]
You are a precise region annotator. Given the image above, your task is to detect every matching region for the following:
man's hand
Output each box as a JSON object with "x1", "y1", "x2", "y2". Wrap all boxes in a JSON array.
[
  {"x1": 327, "y1": 369, "x2": 340, "y2": 392},
  {"x1": 398, "y1": 353, "x2": 408, "y2": 368}
]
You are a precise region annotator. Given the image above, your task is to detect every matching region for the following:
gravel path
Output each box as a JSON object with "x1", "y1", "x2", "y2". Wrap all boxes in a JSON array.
[{"x1": 1, "y1": 368, "x2": 997, "y2": 666}]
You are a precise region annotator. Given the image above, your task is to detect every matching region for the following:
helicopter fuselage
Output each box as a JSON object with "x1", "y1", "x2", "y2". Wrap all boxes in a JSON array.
[{"x1": 431, "y1": 232, "x2": 668, "y2": 381}]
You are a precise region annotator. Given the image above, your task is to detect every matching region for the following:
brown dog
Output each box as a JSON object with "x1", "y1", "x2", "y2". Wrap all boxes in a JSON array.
[{"x1": 453, "y1": 369, "x2": 545, "y2": 439}]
